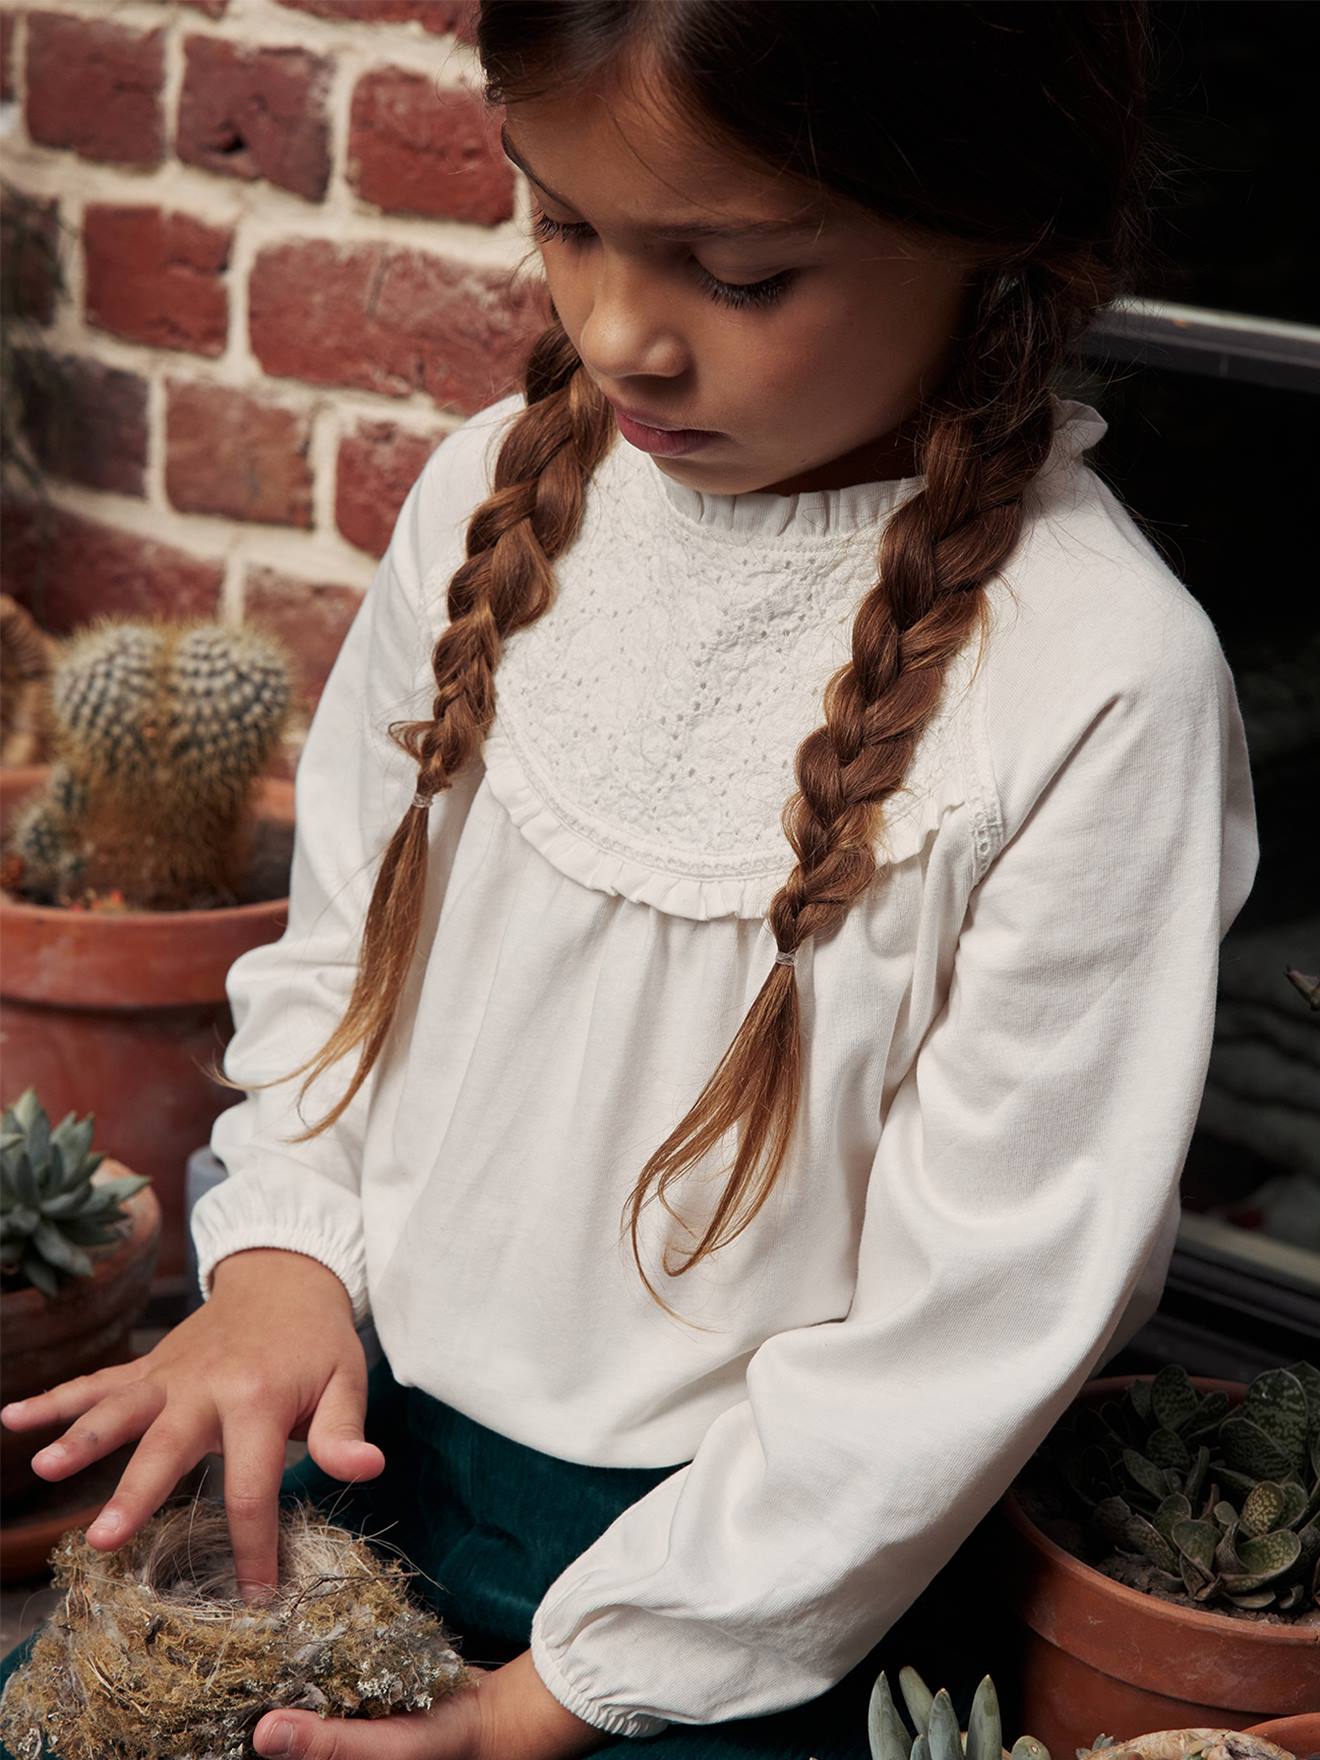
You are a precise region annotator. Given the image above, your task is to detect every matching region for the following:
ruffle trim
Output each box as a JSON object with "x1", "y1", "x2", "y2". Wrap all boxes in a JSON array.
[
  {"x1": 645, "y1": 397, "x2": 1109, "y2": 542},
  {"x1": 481, "y1": 711, "x2": 962, "y2": 924},
  {"x1": 483, "y1": 716, "x2": 783, "y2": 921}
]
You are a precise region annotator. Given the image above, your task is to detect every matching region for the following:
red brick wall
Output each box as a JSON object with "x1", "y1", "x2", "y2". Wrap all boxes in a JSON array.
[{"x1": 0, "y1": 0, "x2": 550, "y2": 769}]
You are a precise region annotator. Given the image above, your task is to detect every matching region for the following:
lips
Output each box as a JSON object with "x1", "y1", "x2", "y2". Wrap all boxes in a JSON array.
[{"x1": 608, "y1": 399, "x2": 713, "y2": 435}]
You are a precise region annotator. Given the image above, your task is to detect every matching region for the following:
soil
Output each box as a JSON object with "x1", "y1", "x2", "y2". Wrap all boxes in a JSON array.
[{"x1": 1013, "y1": 1482, "x2": 1320, "y2": 1629}]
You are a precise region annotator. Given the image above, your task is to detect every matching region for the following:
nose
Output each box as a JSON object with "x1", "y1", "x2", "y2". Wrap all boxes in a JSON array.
[{"x1": 575, "y1": 253, "x2": 689, "y2": 383}]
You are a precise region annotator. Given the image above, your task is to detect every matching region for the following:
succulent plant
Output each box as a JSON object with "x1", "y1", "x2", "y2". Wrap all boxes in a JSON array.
[
  {"x1": 0, "y1": 1087, "x2": 149, "y2": 1298},
  {"x1": 1, "y1": 612, "x2": 292, "y2": 910},
  {"x1": 1023, "y1": 1362, "x2": 1320, "y2": 1615},
  {"x1": 867, "y1": 1666, "x2": 1049, "y2": 1760}
]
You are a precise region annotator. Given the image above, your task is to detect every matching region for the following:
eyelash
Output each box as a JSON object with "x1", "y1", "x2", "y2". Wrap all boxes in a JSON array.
[{"x1": 528, "y1": 210, "x2": 794, "y2": 311}]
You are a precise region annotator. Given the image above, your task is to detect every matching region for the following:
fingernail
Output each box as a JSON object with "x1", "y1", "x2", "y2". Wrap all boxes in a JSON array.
[
  {"x1": 86, "y1": 1507, "x2": 123, "y2": 1540},
  {"x1": 33, "y1": 1443, "x2": 66, "y2": 1467},
  {"x1": 256, "y1": 1721, "x2": 295, "y2": 1756},
  {"x1": 1, "y1": 1400, "x2": 28, "y2": 1418}
]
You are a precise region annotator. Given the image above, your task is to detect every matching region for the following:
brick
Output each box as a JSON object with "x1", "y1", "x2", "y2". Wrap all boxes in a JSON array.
[
  {"x1": 348, "y1": 71, "x2": 512, "y2": 223},
  {"x1": 0, "y1": 187, "x2": 63, "y2": 324},
  {"x1": 244, "y1": 566, "x2": 362, "y2": 706},
  {"x1": 275, "y1": 0, "x2": 477, "y2": 39},
  {"x1": 84, "y1": 205, "x2": 231, "y2": 356},
  {"x1": 165, "y1": 380, "x2": 313, "y2": 527},
  {"x1": 1, "y1": 499, "x2": 222, "y2": 635},
  {"x1": 1, "y1": 10, "x2": 14, "y2": 103},
  {"x1": 11, "y1": 350, "x2": 148, "y2": 497},
  {"x1": 25, "y1": 10, "x2": 164, "y2": 168},
  {"x1": 177, "y1": 36, "x2": 332, "y2": 203},
  {"x1": 336, "y1": 420, "x2": 442, "y2": 558},
  {"x1": 249, "y1": 238, "x2": 550, "y2": 410}
]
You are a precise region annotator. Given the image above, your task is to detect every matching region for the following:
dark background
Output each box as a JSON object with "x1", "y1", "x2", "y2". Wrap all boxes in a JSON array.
[{"x1": 1061, "y1": 2, "x2": 1317, "y2": 1371}]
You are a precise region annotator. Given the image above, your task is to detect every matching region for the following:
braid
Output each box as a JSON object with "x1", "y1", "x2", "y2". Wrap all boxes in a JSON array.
[
  {"x1": 218, "y1": 245, "x2": 1121, "y2": 1330},
  {"x1": 212, "y1": 324, "x2": 615, "y2": 1135},
  {"x1": 618, "y1": 257, "x2": 1114, "y2": 1327}
]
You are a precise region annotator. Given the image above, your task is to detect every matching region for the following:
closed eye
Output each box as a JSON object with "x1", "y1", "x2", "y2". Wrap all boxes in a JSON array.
[{"x1": 529, "y1": 210, "x2": 795, "y2": 312}]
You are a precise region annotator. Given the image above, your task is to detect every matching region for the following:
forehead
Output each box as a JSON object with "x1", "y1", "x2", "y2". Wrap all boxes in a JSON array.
[{"x1": 500, "y1": 92, "x2": 833, "y2": 244}]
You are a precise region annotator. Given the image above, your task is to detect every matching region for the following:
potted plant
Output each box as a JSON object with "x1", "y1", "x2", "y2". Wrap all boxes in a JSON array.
[
  {"x1": 0, "y1": 1087, "x2": 161, "y2": 1581},
  {"x1": 0, "y1": 612, "x2": 298, "y2": 1284},
  {"x1": 862, "y1": 1665, "x2": 1050, "y2": 1760},
  {"x1": 976, "y1": 1363, "x2": 1320, "y2": 1746},
  {"x1": 834, "y1": 1663, "x2": 1297, "y2": 1760},
  {"x1": 1243, "y1": 1716, "x2": 1320, "y2": 1753}
]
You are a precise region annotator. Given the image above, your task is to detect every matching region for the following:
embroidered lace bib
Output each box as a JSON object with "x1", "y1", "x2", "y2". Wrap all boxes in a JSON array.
[{"x1": 480, "y1": 400, "x2": 1107, "y2": 921}]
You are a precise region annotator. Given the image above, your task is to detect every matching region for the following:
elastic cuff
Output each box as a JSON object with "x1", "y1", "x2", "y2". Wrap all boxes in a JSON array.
[
  {"x1": 528, "y1": 1606, "x2": 670, "y2": 1740},
  {"x1": 196, "y1": 1228, "x2": 370, "y2": 1328}
]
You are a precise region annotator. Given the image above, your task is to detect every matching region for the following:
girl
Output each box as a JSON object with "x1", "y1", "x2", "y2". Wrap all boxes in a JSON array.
[{"x1": 0, "y1": 4, "x2": 1259, "y2": 1757}]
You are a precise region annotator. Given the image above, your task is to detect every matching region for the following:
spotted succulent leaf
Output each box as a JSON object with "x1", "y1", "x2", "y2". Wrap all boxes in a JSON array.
[
  {"x1": 1150, "y1": 1364, "x2": 1200, "y2": 1434},
  {"x1": 1221, "y1": 1528, "x2": 1302, "y2": 1592},
  {"x1": 1120, "y1": 1449, "x2": 1168, "y2": 1502},
  {"x1": 1220, "y1": 1414, "x2": 1297, "y2": 1485},
  {"x1": 1235, "y1": 1369, "x2": 1310, "y2": 1474},
  {"x1": 1145, "y1": 1426, "x2": 1191, "y2": 1472},
  {"x1": 1152, "y1": 1492, "x2": 1192, "y2": 1544},
  {"x1": 1171, "y1": 1517, "x2": 1218, "y2": 1574}
]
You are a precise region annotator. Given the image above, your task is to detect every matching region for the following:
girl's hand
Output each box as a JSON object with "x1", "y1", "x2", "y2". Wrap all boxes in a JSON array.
[
  {"x1": 252, "y1": 1649, "x2": 614, "y2": 1759},
  {"x1": 0, "y1": 1247, "x2": 384, "y2": 1601}
]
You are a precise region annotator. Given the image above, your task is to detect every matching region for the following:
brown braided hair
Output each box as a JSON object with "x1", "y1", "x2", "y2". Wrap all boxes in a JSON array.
[{"x1": 216, "y1": 2, "x2": 1165, "y2": 1325}]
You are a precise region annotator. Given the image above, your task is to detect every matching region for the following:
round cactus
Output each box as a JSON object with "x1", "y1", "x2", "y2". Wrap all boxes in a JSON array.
[
  {"x1": 10, "y1": 612, "x2": 294, "y2": 910},
  {"x1": 50, "y1": 618, "x2": 165, "y2": 790}
]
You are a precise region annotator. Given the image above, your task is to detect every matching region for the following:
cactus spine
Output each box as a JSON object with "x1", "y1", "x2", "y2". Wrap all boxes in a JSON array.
[{"x1": 6, "y1": 613, "x2": 291, "y2": 910}]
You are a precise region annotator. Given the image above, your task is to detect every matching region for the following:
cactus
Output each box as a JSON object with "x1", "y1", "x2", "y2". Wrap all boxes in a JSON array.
[
  {"x1": 0, "y1": 1087, "x2": 149, "y2": 1298},
  {"x1": 867, "y1": 1667, "x2": 1049, "y2": 1760},
  {"x1": 3, "y1": 613, "x2": 292, "y2": 910},
  {"x1": 1024, "y1": 1362, "x2": 1320, "y2": 1615},
  {"x1": 4, "y1": 760, "x2": 87, "y2": 901}
]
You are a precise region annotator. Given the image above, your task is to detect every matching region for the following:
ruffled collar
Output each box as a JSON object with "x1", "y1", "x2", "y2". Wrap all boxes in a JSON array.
[{"x1": 640, "y1": 397, "x2": 1108, "y2": 543}]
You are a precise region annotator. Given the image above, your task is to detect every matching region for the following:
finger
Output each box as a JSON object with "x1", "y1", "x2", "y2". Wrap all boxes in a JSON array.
[
  {"x1": 29, "y1": 1379, "x2": 166, "y2": 1481},
  {"x1": 84, "y1": 1407, "x2": 214, "y2": 1551},
  {"x1": 218, "y1": 1413, "x2": 291, "y2": 1604},
  {"x1": 0, "y1": 1360, "x2": 143, "y2": 1430},
  {"x1": 305, "y1": 1365, "x2": 385, "y2": 1483},
  {"x1": 252, "y1": 1705, "x2": 443, "y2": 1759}
]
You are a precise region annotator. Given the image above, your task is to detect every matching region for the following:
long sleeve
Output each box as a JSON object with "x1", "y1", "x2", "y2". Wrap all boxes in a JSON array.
[
  {"x1": 527, "y1": 602, "x2": 1260, "y2": 1738},
  {"x1": 191, "y1": 433, "x2": 480, "y2": 1326}
]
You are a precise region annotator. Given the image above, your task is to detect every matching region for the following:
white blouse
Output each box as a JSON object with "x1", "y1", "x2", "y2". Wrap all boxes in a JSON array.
[{"x1": 192, "y1": 391, "x2": 1260, "y2": 1740}]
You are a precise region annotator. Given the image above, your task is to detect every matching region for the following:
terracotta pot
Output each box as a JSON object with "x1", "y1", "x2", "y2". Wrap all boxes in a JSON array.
[
  {"x1": 1244, "y1": 1715, "x2": 1320, "y2": 1751},
  {"x1": 0, "y1": 764, "x2": 295, "y2": 1281},
  {"x1": 0, "y1": 1169, "x2": 161, "y2": 1507},
  {"x1": 983, "y1": 1375, "x2": 1320, "y2": 1749}
]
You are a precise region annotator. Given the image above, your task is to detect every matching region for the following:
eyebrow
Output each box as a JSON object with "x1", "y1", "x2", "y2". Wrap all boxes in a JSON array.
[{"x1": 499, "y1": 125, "x2": 824, "y2": 242}]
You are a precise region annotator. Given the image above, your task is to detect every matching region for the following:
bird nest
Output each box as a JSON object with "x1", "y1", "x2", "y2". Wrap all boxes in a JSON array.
[{"x1": 0, "y1": 1497, "x2": 478, "y2": 1760}]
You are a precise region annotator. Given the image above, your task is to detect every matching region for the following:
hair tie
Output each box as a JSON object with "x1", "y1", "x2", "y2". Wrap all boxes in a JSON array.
[
  {"x1": 774, "y1": 949, "x2": 797, "y2": 968},
  {"x1": 412, "y1": 789, "x2": 435, "y2": 810}
]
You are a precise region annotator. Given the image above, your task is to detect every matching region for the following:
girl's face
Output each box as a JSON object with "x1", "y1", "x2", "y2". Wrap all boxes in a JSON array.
[{"x1": 500, "y1": 79, "x2": 980, "y2": 497}]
